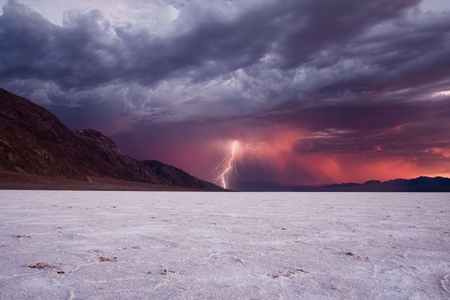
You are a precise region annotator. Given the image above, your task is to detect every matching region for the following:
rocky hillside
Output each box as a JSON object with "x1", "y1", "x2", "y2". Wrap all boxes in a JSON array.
[
  {"x1": 74, "y1": 129, "x2": 207, "y2": 188},
  {"x1": 0, "y1": 88, "x2": 207, "y2": 190}
]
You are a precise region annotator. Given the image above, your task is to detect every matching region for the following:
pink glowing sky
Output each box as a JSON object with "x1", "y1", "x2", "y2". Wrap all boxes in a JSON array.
[{"x1": 1, "y1": 0, "x2": 450, "y2": 188}]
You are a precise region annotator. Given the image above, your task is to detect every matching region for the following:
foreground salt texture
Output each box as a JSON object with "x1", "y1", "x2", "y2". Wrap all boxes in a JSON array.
[{"x1": 0, "y1": 191, "x2": 449, "y2": 299}]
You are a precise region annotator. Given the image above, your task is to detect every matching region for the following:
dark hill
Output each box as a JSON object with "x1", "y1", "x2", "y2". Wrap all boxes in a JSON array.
[
  {"x1": 233, "y1": 176, "x2": 450, "y2": 192},
  {"x1": 0, "y1": 88, "x2": 207, "y2": 190}
]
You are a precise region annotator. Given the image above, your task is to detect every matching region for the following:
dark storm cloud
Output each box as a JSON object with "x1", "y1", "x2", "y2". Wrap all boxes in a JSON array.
[
  {"x1": 0, "y1": 0, "x2": 423, "y2": 91},
  {"x1": 0, "y1": 2, "x2": 122, "y2": 89},
  {"x1": 271, "y1": 0, "x2": 421, "y2": 69},
  {"x1": 314, "y1": 9, "x2": 450, "y2": 98},
  {"x1": 248, "y1": 94, "x2": 450, "y2": 160}
]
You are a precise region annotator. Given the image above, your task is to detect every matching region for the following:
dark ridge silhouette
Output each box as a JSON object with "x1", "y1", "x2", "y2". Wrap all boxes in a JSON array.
[
  {"x1": 233, "y1": 176, "x2": 450, "y2": 192},
  {"x1": 0, "y1": 88, "x2": 210, "y2": 190}
]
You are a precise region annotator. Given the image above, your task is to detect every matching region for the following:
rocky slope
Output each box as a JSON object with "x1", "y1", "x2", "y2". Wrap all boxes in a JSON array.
[{"x1": 0, "y1": 88, "x2": 207, "y2": 190}]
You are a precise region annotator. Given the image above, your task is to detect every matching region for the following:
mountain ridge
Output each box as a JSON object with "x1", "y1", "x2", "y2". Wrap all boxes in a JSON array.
[
  {"x1": 232, "y1": 176, "x2": 450, "y2": 192},
  {"x1": 0, "y1": 88, "x2": 211, "y2": 190}
]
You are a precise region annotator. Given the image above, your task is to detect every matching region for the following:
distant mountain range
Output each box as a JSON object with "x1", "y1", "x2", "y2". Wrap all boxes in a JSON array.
[
  {"x1": 233, "y1": 176, "x2": 450, "y2": 192},
  {"x1": 0, "y1": 88, "x2": 219, "y2": 190}
]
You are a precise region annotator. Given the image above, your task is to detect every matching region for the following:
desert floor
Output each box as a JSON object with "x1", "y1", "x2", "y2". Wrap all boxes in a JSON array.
[{"x1": 1, "y1": 191, "x2": 449, "y2": 299}]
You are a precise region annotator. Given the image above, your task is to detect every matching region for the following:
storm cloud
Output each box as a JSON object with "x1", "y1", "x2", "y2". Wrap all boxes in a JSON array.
[{"x1": 1, "y1": 0, "x2": 450, "y2": 186}]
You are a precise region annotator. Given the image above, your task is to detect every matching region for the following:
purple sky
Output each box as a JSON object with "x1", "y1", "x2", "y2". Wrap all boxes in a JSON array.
[{"x1": 1, "y1": 0, "x2": 450, "y2": 188}]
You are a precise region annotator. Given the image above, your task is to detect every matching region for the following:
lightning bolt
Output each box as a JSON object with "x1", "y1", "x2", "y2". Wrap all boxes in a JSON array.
[
  {"x1": 213, "y1": 140, "x2": 239, "y2": 189},
  {"x1": 213, "y1": 140, "x2": 270, "y2": 189}
]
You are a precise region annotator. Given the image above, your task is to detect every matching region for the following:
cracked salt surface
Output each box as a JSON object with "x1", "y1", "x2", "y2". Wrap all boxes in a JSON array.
[{"x1": 0, "y1": 191, "x2": 449, "y2": 299}]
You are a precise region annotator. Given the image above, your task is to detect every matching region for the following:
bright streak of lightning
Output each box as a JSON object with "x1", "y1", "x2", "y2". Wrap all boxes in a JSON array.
[
  {"x1": 213, "y1": 141, "x2": 239, "y2": 189},
  {"x1": 213, "y1": 139, "x2": 285, "y2": 189},
  {"x1": 213, "y1": 140, "x2": 270, "y2": 189}
]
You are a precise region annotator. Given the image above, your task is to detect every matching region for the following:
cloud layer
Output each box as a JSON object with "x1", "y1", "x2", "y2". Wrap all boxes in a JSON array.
[{"x1": 1, "y1": 0, "x2": 450, "y2": 187}]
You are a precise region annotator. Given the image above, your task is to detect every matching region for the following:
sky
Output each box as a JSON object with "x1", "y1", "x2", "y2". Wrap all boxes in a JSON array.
[{"x1": 1, "y1": 0, "x2": 450, "y2": 188}]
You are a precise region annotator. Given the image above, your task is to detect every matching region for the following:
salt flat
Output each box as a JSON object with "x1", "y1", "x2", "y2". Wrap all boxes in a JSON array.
[{"x1": 0, "y1": 191, "x2": 449, "y2": 299}]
